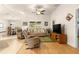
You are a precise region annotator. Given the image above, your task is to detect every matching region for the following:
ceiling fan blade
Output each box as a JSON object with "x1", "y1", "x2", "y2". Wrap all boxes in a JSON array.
[
  {"x1": 40, "y1": 12, "x2": 44, "y2": 15},
  {"x1": 41, "y1": 10, "x2": 45, "y2": 12}
]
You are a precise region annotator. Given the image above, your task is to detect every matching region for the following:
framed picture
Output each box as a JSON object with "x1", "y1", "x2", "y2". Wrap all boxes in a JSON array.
[
  {"x1": 36, "y1": 21, "x2": 41, "y2": 25},
  {"x1": 53, "y1": 20, "x2": 55, "y2": 25},
  {"x1": 66, "y1": 13, "x2": 73, "y2": 21},
  {"x1": 23, "y1": 22, "x2": 28, "y2": 26},
  {"x1": 44, "y1": 21, "x2": 48, "y2": 26},
  {"x1": 29, "y1": 21, "x2": 35, "y2": 27}
]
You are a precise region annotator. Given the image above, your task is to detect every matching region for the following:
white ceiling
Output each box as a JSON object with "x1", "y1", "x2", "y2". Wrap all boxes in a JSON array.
[{"x1": 0, "y1": 4, "x2": 59, "y2": 20}]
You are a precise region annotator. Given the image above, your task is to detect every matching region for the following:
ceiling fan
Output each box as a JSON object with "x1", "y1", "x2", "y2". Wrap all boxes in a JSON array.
[
  {"x1": 36, "y1": 8, "x2": 45, "y2": 15},
  {"x1": 32, "y1": 5, "x2": 46, "y2": 15}
]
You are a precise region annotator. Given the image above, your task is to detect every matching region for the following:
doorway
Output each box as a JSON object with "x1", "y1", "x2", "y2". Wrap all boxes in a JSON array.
[{"x1": 76, "y1": 9, "x2": 79, "y2": 48}]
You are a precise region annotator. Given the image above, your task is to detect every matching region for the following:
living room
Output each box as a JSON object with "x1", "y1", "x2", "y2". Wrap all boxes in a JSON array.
[{"x1": 0, "y1": 4, "x2": 79, "y2": 54}]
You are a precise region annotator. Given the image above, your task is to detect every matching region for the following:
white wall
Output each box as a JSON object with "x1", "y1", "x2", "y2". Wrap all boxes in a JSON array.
[
  {"x1": 7, "y1": 14, "x2": 51, "y2": 30},
  {"x1": 0, "y1": 9, "x2": 51, "y2": 33},
  {"x1": 50, "y1": 4, "x2": 79, "y2": 48}
]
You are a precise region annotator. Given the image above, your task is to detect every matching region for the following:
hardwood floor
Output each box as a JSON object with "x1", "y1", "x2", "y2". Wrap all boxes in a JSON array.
[
  {"x1": 0, "y1": 34, "x2": 79, "y2": 54},
  {"x1": 17, "y1": 42, "x2": 79, "y2": 54}
]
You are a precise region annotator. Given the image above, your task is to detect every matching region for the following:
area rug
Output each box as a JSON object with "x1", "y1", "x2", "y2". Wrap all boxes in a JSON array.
[
  {"x1": 0, "y1": 38, "x2": 24, "y2": 54},
  {"x1": 40, "y1": 36, "x2": 57, "y2": 42}
]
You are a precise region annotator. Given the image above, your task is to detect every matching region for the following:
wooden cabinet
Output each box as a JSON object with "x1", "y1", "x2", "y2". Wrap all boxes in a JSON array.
[
  {"x1": 50, "y1": 33, "x2": 57, "y2": 39},
  {"x1": 50, "y1": 33, "x2": 60, "y2": 42},
  {"x1": 50, "y1": 33, "x2": 67, "y2": 44},
  {"x1": 59, "y1": 34, "x2": 67, "y2": 44}
]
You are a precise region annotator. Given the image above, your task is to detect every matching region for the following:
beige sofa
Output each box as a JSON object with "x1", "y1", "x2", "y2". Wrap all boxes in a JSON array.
[{"x1": 27, "y1": 27, "x2": 48, "y2": 37}]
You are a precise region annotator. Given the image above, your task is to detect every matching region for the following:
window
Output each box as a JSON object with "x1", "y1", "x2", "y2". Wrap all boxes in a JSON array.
[{"x1": 0, "y1": 23, "x2": 3, "y2": 28}]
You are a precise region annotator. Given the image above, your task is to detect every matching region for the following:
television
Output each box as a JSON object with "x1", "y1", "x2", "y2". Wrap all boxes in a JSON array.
[{"x1": 53, "y1": 24, "x2": 61, "y2": 34}]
